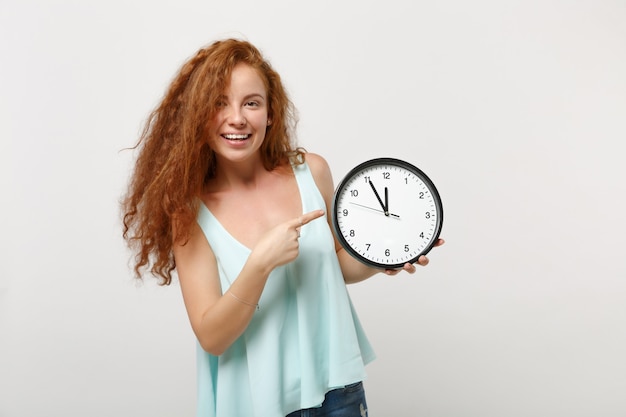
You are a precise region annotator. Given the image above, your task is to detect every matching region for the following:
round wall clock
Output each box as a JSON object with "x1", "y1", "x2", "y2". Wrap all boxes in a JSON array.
[{"x1": 332, "y1": 158, "x2": 443, "y2": 269}]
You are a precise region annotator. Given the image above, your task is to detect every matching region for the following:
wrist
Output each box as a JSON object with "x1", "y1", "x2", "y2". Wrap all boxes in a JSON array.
[{"x1": 245, "y1": 251, "x2": 274, "y2": 279}]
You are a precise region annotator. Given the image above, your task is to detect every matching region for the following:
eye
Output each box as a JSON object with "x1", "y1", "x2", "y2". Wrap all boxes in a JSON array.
[
  {"x1": 244, "y1": 100, "x2": 259, "y2": 107},
  {"x1": 215, "y1": 96, "x2": 228, "y2": 107}
]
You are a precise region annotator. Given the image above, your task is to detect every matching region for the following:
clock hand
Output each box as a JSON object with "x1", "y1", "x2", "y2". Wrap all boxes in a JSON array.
[
  {"x1": 368, "y1": 180, "x2": 389, "y2": 216},
  {"x1": 384, "y1": 186, "x2": 388, "y2": 213},
  {"x1": 350, "y1": 202, "x2": 400, "y2": 219}
]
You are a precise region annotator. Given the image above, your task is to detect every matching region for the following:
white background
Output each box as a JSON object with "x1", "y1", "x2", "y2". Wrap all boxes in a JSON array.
[{"x1": 2, "y1": 0, "x2": 625, "y2": 416}]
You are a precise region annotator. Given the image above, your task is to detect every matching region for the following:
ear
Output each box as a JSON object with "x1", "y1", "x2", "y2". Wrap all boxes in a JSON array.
[{"x1": 267, "y1": 119, "x2": 272, "y2": 126}]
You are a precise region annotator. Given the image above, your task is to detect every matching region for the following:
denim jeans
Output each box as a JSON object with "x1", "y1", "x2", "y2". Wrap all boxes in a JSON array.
[{"x1": 285, "y1": 382, "x2": 368, "y2": 417}]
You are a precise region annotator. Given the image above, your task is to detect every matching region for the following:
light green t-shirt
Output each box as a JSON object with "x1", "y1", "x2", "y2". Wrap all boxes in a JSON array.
[{"x1": 195, "y1": 161, "x2": 375, "y2": 417}]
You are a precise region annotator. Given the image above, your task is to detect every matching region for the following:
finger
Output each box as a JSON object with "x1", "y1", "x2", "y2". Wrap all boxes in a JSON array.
[
  {"x1": 296, "y1": 209, "x2": 325, "y2": 227},
  {"x1": 434, "y1": 238, "x2": 445, "y2": 247},
  {"x1": 403, "y1": 263, "x2": 417, "y2": 273},
  {"x1": 417, "y1": 255, "x2": 430, "y2": 266}
]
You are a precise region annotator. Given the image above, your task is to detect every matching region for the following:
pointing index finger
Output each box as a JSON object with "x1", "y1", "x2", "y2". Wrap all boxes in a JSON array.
[{"x1": 298, "y1": 209, "x2": 325, "y2": 226}]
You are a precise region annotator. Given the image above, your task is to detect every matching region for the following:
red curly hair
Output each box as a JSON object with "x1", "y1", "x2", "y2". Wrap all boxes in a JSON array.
[{"x1": 122, "y1": 39, "x2": 302, "y2": 285}]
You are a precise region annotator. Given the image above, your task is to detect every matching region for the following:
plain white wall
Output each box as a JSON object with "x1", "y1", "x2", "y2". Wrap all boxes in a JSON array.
[{"x1": 2, "y1": 0, "x2": 625, "y2": 416}]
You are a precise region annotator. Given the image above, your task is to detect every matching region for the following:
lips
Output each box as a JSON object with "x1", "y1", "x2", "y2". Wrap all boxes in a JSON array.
[{"x1": 222, "y1": 133, "x2": 251, "y2": 141}]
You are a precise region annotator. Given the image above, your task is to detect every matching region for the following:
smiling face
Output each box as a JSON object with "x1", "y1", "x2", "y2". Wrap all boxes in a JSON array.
[{"x1": 209, "y1": 63, "x2": 270, "y2": 167}]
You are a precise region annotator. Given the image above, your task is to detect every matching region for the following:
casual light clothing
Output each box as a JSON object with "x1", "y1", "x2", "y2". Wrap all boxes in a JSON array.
[{"x1": 195, "y1": 161, "x2": 375, "y2": 417}]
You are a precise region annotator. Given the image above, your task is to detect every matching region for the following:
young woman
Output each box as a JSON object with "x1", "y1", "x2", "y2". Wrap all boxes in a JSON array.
[{"x1": 122, "y1": 38, "x2": 443, "y2": 417}]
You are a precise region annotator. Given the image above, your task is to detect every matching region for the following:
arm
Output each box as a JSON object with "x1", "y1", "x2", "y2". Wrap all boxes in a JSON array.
[
  {"x1": 174, "y1": 210, "x2": 324, "y2": 355},
  {"x1": 306, "y1": 153, "x2": 380, "y2": 283},
  {"x1": 173, "y1": 221, "x2": 270, "y2": 356},
  {"x1": 306, "y1": 153, "x2": 445, "y2": 284}
]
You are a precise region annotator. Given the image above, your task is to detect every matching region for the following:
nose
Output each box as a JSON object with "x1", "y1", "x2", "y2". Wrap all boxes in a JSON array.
[{"x1": 227, "y1": 108, "x2": 246, "y2": 127}]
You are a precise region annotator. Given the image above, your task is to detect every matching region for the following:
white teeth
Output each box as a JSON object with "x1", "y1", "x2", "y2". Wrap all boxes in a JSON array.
[{"x1": 224, "y1": 134, "x2": 249, "y2": 140}]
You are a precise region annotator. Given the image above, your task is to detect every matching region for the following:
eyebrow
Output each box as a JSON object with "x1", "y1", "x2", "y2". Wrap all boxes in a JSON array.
[
  {"x1": 243, "y1": 93, "x2": 266, "y2": 101},
  {"x1": 218, "y1": 92, "x2": 267, "y2": 104}
]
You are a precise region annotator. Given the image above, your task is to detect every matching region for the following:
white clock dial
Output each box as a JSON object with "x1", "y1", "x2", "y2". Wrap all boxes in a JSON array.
[{"x1": 332, "y1": 158, "x2": 443, "y2": 269}]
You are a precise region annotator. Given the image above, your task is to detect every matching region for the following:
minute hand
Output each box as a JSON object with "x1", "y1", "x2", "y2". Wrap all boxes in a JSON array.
[
  {"x1": 368, "y1": 180, "x2": 389, "y2": 216},
  {"x1": 384, "y1": 186, "x2": 389, "y2": 214}
]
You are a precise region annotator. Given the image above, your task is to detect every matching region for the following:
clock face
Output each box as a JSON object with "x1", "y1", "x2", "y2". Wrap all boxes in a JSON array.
[{"x1": 332, "y1": 158, "x2": 443, "y2": 269}]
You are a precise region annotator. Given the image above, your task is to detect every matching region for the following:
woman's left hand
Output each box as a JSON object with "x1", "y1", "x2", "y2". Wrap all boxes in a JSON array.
[{"x1": 384, "y1": 238, "x2": 445, "y2": 276}]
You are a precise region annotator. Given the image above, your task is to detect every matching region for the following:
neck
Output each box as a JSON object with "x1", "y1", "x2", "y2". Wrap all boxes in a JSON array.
[{"x1": 212, "y1": 155, "x2": 267, "y2": 190}]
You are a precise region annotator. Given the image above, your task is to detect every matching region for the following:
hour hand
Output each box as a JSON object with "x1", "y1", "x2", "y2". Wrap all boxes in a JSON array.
[{"x1": 369, "y1": 180, "x2": 389, "y2": 216}]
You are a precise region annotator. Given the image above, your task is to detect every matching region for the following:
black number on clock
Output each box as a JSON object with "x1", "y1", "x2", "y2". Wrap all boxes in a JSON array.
[
  {"x1": 404, "y1": 245, "x2": 410, "y2": 252},
  {"x1": 382, "y1": 172, "x2": 390, "y2": 179},
  {"x1": 342, "y1": 209, "x2": 348, "y2": 216},
  {"x1": 350, "y1": 189, "x2": 359, "y2": 197},
  {"x1": 349, "y1": 230, "x2": 355, "y2": 237},
  {"x1": 385, "y1": 249, "x2": 391, "y2": 256}
]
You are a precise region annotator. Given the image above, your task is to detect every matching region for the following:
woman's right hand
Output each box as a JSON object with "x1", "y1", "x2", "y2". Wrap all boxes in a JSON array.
[{"x1": 250, "y1": 209, "x2": 325, "y2": 271}]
